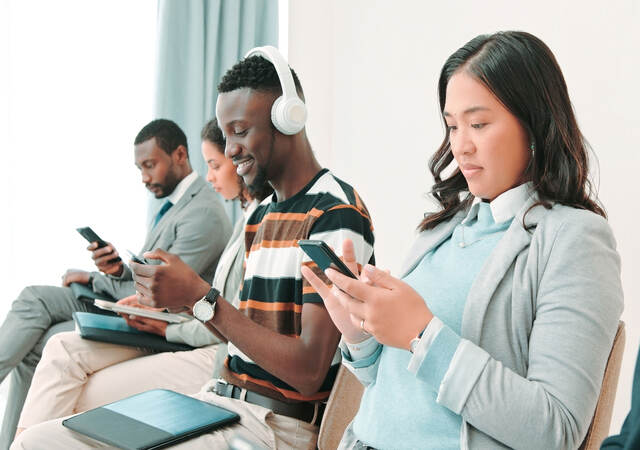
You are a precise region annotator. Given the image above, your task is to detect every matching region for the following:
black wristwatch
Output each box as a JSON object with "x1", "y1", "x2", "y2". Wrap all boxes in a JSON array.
[{"x1": 193, "y1": 287, "x2": 220, "y2": 322}]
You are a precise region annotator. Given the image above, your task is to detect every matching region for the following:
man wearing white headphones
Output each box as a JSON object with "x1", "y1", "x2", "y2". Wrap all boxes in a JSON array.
[{"x1": 14, "y1": 47, "x2": 375, "y2": 449}]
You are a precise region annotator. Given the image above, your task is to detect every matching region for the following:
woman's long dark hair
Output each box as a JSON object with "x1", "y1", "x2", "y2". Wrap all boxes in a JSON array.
[{"x1": 419, "y1": 31, "x2": 605, "y2": 231}]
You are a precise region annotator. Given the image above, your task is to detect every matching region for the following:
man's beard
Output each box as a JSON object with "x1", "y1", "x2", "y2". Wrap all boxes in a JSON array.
[
  {"x1": 154, "y1": 163, "x2": 180, "y2": 198},
  {"x1": 248, "y1": 164, "x2": 269, "y2": 198},
  {"x1": 248, "y1": 130, "x2": 275, "y2": 198}
]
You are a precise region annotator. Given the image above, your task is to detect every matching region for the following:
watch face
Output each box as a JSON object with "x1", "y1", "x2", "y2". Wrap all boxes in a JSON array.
[{"x1": 193, "y1": 299, "x2": 214, "y2": 322}]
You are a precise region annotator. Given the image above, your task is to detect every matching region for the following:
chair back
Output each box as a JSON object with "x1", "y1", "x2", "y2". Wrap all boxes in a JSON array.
[
  {"x1": 318, "y1": 365, "x2": 364, "y2": 450},
  {"x1": 579, "y1": 320, "x2": 626, "y2": 450}
]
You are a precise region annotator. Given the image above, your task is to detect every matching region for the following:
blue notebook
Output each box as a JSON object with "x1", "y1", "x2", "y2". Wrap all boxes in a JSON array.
[
  {"x1": 73, "y1": 312, "x2": 193, "y2": 353},
  {"x1": 62, "y1": 389, "x2": 240, "y2": 449}
]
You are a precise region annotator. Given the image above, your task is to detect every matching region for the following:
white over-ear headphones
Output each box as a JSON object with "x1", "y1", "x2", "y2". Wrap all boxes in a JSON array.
[{"x1": 244, "y1": 46, "x2": 307, "y2": 135}]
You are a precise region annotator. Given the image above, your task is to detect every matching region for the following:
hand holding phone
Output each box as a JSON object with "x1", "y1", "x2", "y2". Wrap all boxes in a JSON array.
[
  {"x1": 298, "y1": 238, "x2": 371, "y2": 345},
  {"x1": 76, "y1": 226, "x2": 122, "y2": 264},
  {"x1": 297, "y1": 239, "x2": 357, "y2": 279},
  {"x1": 76, "y1": 226, "x2": 123, "y2": 276}
]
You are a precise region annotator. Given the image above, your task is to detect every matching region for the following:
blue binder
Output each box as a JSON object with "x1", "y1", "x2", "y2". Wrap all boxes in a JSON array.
[{"x1": 72, "y1": 312, "x2": 193, "y2": 353}]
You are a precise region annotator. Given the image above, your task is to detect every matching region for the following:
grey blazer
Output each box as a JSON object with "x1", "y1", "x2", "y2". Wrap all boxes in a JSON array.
[
  {"x1": 347, "y1": 196, "x2": 623, "y2": 450},
  {"x1": 91, "y1": 175, "x2": 233, "y2": 300}
]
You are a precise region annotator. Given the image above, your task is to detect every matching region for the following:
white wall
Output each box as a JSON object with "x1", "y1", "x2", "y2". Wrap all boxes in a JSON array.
[{"x1": 289, "y1": 0, "x2": 640, "y2": 435}]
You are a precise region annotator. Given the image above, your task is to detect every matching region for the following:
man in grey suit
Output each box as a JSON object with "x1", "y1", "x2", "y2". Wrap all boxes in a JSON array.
[{"x1": 0, "y1": 119, "x2": 232, "y2": 447}]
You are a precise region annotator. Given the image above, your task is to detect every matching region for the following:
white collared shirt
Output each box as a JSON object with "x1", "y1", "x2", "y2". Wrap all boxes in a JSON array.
[
  {"x1": 462, "y1": 182, "x2": 533, "y2": 225},
  {"x1": 165, "y1": 170, "x2": 198, "y2": 205}
]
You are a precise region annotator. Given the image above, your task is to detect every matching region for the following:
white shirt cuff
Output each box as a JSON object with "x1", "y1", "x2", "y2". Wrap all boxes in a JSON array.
[
  {"x1": 344, "y1": 335, "x2": 379, "y2": 361},
  {"x1": 407, "y1": 316, "x2": 444, "y2": 373}
]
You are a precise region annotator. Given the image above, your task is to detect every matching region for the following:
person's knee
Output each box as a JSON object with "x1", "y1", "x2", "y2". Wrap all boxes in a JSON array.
[
  {"x1": 9, "y1": 425, "x2": 30, "y2": 449},
  {"x1": 38, "y1": 333, "x2": 79, "y2": 371},
  {"x1": 10, "y1": 421, "x2": 64, "y2": 449},
  {"x1": 41, "y1": 333, "x2": 66, "y2": 358},
  {"x1": 12, "y1": 286, "x2": 48, "y2": 313}
]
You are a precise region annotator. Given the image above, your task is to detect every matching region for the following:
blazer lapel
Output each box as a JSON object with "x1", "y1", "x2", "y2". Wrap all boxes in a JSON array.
[
  {"x1": 141, "y1": 176, "x2": 205, "y2": 252},
  {"x1": 461, "y1": 196, "x2": 548, "y2": 342},
  {"x1": 400, "y1": 212, "x2": 466, "y2": 277}
]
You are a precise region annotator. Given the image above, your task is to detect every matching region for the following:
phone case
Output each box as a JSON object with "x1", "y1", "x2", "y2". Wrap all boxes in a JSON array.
[
  {"x1": 298, "y1": 240, "x2": 357, "y2": 278},
  {"x1": 76, "y1": 227, "x2": 107, "y2": 247},
  {"x1": 76, "y1": 227, "x2": 122, "y2": 263}
]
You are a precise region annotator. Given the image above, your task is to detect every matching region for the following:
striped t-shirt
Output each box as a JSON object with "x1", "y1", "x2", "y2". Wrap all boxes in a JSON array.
[{"x1": 222, "y1": 169, "x2": 375, "y2": 402}]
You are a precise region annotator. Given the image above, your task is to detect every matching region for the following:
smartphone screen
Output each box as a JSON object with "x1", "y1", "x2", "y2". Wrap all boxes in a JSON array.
[{"x1": 298, "y1": 239, "x2": 357, "y2": 279}]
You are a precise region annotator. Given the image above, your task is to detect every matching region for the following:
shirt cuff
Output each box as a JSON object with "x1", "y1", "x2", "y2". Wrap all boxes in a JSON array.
[
  {"x1": 89, "y1": 271, "x2": 100, "y2": 291},
  {"x1": 407, "y1": 316, "x2": 444, "y2": 372},
  {"x1": 340, "y1": 336, "x2": 383, "y2": 369},
  {"x1": 164, "y1": 324, "x2": 183, "y2": 344},
  {"x1": 345, "y1": 335, "x2": 379, "y2": 360},
  {"x1": 407, "y1": 317, "x2": 461, "y2": 391}
]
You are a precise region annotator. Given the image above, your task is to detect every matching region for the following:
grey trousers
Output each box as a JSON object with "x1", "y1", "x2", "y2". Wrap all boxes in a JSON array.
[{"x1": 0, "y1": 285, "x2": 101, "y2": 449}]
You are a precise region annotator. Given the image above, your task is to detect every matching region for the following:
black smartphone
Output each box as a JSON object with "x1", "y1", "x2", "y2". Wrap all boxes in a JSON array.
[
  {"x1": 126, "y1": 249, "x2": 148, "y2": 265},
  {"x1": 76, "y1": 226, "x2": 108, "y2": 248},
  {"x1": 76, "y1": 226, "x2": 122, "y2": 263},
  {"x1": 297, "y1": 239, "x2": 357, "y2": 279}
]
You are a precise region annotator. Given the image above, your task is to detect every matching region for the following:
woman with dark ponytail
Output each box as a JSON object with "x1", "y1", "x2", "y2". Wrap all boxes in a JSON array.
[{"x1": 303, "y1": 31, "x2": 623, "y2": 449}]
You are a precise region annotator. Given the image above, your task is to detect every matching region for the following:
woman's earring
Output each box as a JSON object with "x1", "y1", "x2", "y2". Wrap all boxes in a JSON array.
[{"x1": 530, "y1": 142, "x2": 536, "y2": 157}]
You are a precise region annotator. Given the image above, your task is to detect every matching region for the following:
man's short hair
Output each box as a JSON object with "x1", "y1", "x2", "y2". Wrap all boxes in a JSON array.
[
  {"x1": 134, "y1": 119, "x2": 188, "y2": 156},
  {"x1": 201, "y1": 118, "x2": 225, "y2": 148},
  {"x1": 218, "y1": 55, "x2": 305, "y2": 100}
]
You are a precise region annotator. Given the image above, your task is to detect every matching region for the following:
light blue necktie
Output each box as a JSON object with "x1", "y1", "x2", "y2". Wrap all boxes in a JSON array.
[{"x1": 153, "y1": 201, "x2": 172, "y2": 228}]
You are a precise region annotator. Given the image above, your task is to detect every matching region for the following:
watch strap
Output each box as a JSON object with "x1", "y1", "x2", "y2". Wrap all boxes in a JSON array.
[{"x1": 203, "y1": 287, "x2": 220, "y2": 305}]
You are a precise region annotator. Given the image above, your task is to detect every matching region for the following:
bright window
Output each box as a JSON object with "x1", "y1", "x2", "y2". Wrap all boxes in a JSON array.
[{"x1": 0, "y1": 0, "x2": 157, "y2": 316}]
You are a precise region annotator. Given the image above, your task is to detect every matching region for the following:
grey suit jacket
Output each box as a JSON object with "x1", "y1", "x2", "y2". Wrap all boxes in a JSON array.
[
  {"x1": 346, "y1": 195, "x2": 623, "y2": 450},
  {"x1": 91, "y1": 175, "x2": 232, "y2": 300}
]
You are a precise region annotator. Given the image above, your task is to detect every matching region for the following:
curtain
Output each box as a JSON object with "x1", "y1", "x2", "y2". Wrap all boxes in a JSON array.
[{"x1": 151, "y1": 0, "x2": 279, "y2": 224}]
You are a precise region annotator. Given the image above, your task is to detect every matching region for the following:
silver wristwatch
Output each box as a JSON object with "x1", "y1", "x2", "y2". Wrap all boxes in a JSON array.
[
  {"x1": 409, "y1": 327, "x2": 426, "y2": 354},
  {"x1": 409, "y1": 336, "x2": 421, "y2": 353},
  {"x1": 193, "y1": 287, "x2": 220, "y2": 322}
]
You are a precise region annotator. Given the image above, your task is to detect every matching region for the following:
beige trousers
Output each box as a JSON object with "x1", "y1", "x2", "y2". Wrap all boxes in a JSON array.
[
  {"x1": 18, "y1": 331, "x2": 217, "y2": 429},
  {"x1": 12, "y1": 380, "x2": 318, "y2": 449}
]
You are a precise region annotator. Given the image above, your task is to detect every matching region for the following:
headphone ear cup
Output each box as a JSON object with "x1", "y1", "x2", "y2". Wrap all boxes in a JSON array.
[{"x1": 271, "y1": 96, "x2": 307, "y2": 135}]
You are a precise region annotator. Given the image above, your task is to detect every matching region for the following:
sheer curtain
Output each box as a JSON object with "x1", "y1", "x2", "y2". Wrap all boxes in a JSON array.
[{"x1": 151, "y1": 0, "x2": 279, "y2": 224}]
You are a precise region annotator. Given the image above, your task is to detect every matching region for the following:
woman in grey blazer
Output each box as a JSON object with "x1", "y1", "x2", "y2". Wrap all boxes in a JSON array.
[{"x1": 303, "y1": 31, "x2": 623, "y2": 450}]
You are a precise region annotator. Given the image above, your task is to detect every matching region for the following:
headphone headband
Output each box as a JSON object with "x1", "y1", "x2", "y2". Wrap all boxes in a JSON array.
[
  {"x1": 244, "y1": 46, "x2": 307, "y2": 135},
  {"x1": 245, "y1": 46, "x2": 299, "y2": 103}
]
